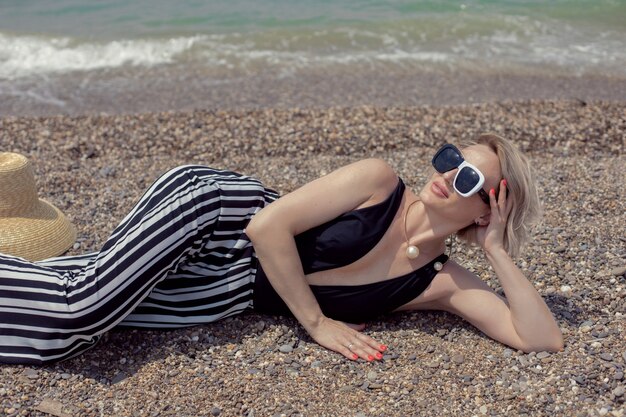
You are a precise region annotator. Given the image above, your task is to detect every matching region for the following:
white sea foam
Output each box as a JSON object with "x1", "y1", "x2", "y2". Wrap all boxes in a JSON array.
[
  {"x1": 0, "y1": 33, "x2": 204, "y2": 79},
  {"x1": 0, "y1": 21, "x2": 624, "y2": 81},
  {"x1": 449, "y1": 15, "x2": 626, "y2": 76}
]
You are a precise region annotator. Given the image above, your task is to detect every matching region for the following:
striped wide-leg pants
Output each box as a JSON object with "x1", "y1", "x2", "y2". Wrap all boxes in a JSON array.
[{"x1": 0, "y1": 165, "x2": 278, "y2": 365}]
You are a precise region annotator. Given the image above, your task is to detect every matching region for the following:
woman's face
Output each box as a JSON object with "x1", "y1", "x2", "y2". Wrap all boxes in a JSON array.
[{"x1": 419, "y1": 144, "x2": 502, "y2": 227}]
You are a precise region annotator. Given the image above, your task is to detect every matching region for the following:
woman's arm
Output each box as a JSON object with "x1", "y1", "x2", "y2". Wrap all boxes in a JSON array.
[
  {"x1": 485, "y1": 246, "x2": 563, "y2": 351},
  {"x1": 437, "y1": 181, "x2": 563, "y2": 352},
  {"x1": 246, "y1": 158, "x2": 397, "y2": 360},
  {"x1": 437, "y1": 259, "x2": 563, "y2": 352}
]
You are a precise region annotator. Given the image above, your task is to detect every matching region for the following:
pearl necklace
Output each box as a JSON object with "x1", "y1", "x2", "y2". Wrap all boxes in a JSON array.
[
  {"x1": 402, "y1": 197, "x2": 447, "y2": 271},
  {"x1": 403, "y1": 199, "x2": 421, "y2": 259}
]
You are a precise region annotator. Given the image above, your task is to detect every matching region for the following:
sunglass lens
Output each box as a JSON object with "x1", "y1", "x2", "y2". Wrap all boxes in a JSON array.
[
  {"x1": 455, "y1": 166, "x2": 480, "y2": 194},
  {"x1": 433, "y1": 146, "x2": 463, "y2": 173}
]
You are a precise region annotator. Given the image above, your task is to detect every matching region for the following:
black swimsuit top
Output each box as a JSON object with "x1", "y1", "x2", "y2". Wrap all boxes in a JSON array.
[{"x1": 252, "y1": 178, "x2": 448, "y2": 323}]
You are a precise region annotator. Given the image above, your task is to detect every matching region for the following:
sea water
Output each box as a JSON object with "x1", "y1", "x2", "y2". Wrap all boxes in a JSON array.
[{"x1": 1, "y1": 0, "x2": 624, "y2": 114}]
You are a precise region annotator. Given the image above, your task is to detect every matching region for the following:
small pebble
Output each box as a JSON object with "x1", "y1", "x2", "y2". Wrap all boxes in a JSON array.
[
  {"x1": 278, "y1": 345, "x2": 293, "y2": 353},
  {"x1": 536, "y1": 351, "x2": 551, "y2": 359},
  {"x1": 22, "y1": 369, "x2": 39, "y2": 379},
  {"x1": 611, "y1": 266, "x2": 626, "y2": 276},
  {"x1": 111, "y1": 372, "x2": 127, "y2": 384},
  {"x1": 452, "y1": 354, "x2": 465, "y2": 364}
]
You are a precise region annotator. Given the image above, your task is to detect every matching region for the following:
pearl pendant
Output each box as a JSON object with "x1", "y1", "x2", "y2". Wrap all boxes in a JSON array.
[
  {"x1": 434, "y1": 261, "x2": 443, "y2": 271},
  {"x1": 406, "y1": 245, "x2": 420, "y2": 259}
]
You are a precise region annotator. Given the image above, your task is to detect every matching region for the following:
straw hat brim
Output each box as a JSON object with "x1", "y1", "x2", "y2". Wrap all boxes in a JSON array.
[{"x1": 0, "y1": 199, "x2": 76, "y2": 261}]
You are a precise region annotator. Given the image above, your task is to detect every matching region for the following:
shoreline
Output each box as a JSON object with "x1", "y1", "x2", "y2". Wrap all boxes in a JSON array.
[
  {"x1": 1, "y1": 68, "x2": 625, "y2": 117},
  {"x1": 1, "y1": 100, "x2": 625, "y2": 416}
]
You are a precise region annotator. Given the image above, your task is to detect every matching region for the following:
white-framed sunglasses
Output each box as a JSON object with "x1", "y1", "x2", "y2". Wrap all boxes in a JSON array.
[{"x1": 431, "y1": 143, "x2": 490, "y2": 205}]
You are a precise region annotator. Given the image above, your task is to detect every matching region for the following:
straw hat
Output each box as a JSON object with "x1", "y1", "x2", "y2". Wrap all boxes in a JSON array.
[{"x1": 0, "y1": 152, "x2": 76, "y2": 261}]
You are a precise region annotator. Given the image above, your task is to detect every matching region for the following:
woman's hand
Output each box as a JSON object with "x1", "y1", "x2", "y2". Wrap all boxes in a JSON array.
[
  {"x1": 476, "y1": 179, "x2": 512, "y2": 254},
  {"x1": 308, "y1": 316, "x2": 387, "y2": 361}
]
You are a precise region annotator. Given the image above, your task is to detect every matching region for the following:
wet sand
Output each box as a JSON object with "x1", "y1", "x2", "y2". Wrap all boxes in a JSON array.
[{"x1": 2, "y1": 67, "x2": 626, "y2": 117}]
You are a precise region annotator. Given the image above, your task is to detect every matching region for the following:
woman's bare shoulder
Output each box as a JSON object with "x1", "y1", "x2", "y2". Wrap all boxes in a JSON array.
[
  {"x1": 348, "y1": 158, "x2": 399, "y2": 200},
  {"x1": 248, "y1": 158, "x2": 399, "y2": 237}
]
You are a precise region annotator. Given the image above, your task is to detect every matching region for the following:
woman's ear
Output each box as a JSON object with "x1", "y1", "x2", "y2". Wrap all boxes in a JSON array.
[{"x1": 474, "y1": 212, "x2": 490, "y2": 226}]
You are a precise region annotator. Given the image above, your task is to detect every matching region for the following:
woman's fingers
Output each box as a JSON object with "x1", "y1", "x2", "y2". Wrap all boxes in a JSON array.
[
  {"x1": 489, "y1": 187, "x2": 497, "y2": 207},
  {"x1": 317, "y1": 318, "x2": 387, "y2": 362},
  {"x1": 502, "y1": 180, "x2": 514, "y2": 217},
  {"x1": 357, "y1": 332, "x2": 386, "y2": 353},
  {"x1": 490, "y1": 179, "x2": 509, "y2": 221},
  {"x1": 498, "y1": 179, "x2": 508, "y2": 211},
  {"x1": 338, "y1": 344, "x2": 358, "y2": 360},
  {"x1": 343, "y1": 331, "x2": 386, "y2": 361}
]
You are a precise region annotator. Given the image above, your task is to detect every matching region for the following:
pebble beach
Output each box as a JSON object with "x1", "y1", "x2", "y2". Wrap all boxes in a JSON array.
[{"x1": 1, "y1": 100, "x2": 625, "y2": 416}]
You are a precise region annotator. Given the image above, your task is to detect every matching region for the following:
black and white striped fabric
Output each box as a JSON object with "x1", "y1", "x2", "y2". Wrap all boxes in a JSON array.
[{"x1": 0, "y1": 165, "x2": 278, "y2": 365}]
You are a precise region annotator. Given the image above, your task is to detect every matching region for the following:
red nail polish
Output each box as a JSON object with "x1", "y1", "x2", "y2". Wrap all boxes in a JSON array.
[
  {"x1": 352, "y1": 354, "x2": 358, "y2": 360},
  {"x1": 380, "y1": 345, "x2": 387, "y2": 351},
  {"x1": 490, "y1": 188, "x2": 495, "y2": 195},
  {"x1": 502, "y1": 179, "x2": 507, "y2": 187},
  {"x1": 376, "y1": 352, "x2": 383, "y2": 359},
  {"x1": 367, "y1": 355, "x2": 374, "y2": 361}
]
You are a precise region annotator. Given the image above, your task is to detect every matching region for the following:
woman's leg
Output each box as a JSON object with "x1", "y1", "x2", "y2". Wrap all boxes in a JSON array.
[
  {"x1": 120, "y1": 171, "x2": 274, "y2": 328},
  {"x1": 0, "y1": 165, "x2": 267, "y2": 365}
]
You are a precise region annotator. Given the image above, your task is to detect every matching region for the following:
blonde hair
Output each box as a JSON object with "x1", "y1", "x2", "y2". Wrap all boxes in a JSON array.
[{"x1": 456, "y1": 133, "x2": 542, "y2": 258}]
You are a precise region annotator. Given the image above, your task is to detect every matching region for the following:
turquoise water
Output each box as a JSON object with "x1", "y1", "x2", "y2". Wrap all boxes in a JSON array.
[
  {"x1": 1, "y1": 0, "x2": 625, "y2": 78},
  {"x1": 2, "y1": 0, "x2": 625, "y2": 38},
  {"x1": 0, "y1": 1, "x2": 624, "y2": 113}
]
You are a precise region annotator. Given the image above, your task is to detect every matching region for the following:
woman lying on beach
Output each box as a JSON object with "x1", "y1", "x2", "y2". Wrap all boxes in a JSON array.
[{"x1": 0, "y1": 133, "x2": 563, "y2": 365}]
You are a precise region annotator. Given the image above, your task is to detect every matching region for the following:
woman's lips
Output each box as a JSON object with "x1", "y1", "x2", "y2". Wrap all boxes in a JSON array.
[{"x1": 431, "y1": 182, "x2": 449, "y2": 198}]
